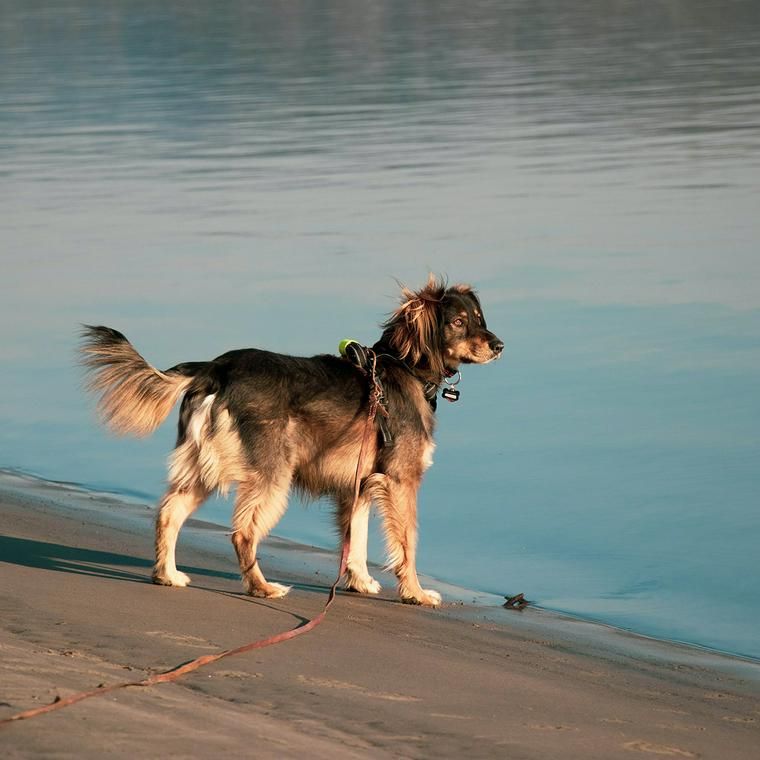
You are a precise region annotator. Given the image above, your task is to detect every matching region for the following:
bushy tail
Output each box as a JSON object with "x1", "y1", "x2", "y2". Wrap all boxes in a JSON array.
[{"x1": 79, "y1": 326, "x2": 197, "y2": 437}]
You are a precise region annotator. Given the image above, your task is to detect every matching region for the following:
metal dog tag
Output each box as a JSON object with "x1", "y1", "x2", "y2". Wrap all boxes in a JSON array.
[{"x1": 441, "y1": 387, "x2": 460, "y2": 402}]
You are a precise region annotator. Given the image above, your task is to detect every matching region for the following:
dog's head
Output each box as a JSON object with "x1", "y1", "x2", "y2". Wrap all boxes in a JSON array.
[{"x1": 379, "y1": 275, "x2": 504, "y2": 380}]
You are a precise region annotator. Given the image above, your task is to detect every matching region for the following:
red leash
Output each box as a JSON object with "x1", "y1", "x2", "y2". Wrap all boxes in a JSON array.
[
  {"x1": 0, "y1": 541, "x2": 349, "y2": 726},
  {"x1": 1, "y1": 364, "x2": 381, "y2": 727}
]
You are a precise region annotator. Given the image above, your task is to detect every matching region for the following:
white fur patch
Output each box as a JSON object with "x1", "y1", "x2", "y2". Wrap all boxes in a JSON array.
[
  {"x1": 422, "y1": 440, "x2": 436, "y2": 470},
  {"x1": 168, "y1": 398, "x2": 246, "y2": 496},
  {"x1": 188, "y1": 394, "x2": 215, "y2": 443}
]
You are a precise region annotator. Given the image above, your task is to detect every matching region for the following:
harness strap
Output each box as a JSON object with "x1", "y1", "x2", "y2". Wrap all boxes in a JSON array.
[{"x1": 340, "y1": 341, "x2": 393, "y2": 445}]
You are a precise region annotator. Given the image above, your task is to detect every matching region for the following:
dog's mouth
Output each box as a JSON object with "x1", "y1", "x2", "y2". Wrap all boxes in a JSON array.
[
  {"x1": 445, "y1": 336, "x2": 504, "y2": 368},
  {"x1": 476, "y1": 351, "x2": 503, "y2": 365}
]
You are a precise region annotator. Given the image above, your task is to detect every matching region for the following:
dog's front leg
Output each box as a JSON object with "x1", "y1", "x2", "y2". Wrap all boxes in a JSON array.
[
  {"x1": 339, "y1": 492, "x2": 382, "y2": 595},
  {"x1": 376, "y1": 477, "x2": 441, "y2": 607}
]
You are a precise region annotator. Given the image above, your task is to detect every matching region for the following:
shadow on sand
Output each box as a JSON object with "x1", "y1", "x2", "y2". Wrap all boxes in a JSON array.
[
  {"x1": 0, "y1": 534, "x2": 241, "y2": 585},
  {"x1": 0, "y1": 534, "x2": 348, "y2": 604}
]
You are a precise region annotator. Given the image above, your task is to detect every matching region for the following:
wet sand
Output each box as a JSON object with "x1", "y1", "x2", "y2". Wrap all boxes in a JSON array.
[{"x1": 1, "y1": 472, "x2": 758, "y2": 758}]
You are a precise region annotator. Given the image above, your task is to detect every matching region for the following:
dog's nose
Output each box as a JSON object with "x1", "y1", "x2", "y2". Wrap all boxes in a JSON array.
[{"x1": 490, "y1": 338, "x2": 505, "y2": 355}]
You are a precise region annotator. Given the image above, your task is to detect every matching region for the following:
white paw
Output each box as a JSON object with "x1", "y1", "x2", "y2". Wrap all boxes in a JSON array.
[
  {"x1": 345, "y1": 571, "x2": 382, "y2": 595},
  {"x1": 402, "y1": 588, "x2": 442, "y2": 607},
  {"x1": 250, "y1": 582, "x2": 291, "y2": 599},
  {"x1": 153, "y1": 569, "x2": 191, "y2": 587}
]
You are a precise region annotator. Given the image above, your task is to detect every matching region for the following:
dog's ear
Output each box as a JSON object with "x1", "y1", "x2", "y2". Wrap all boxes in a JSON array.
[{"x1": 386, "y1": 274, "x2": 447, "y2": 377}]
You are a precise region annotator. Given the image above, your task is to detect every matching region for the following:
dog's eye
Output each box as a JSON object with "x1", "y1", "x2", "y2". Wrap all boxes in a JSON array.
[{"x1": 452, "y1": 318, "x2": 465, "y2": 328}]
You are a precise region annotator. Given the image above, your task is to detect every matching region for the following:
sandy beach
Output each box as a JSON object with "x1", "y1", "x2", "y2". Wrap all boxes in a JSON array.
[{"x1": 1, "y1": 471, "x2": 758, "y2": 759}]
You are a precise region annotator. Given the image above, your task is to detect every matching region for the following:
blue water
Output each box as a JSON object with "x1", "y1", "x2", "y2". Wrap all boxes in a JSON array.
[{"x1": 2, "y1": 1, "x2": 760, "y2": 659}]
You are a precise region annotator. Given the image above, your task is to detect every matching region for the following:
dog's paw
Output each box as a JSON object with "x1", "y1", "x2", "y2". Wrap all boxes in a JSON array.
[
  {"x1": 422, "y1": 589, "x2": 442, "y2": 607},
  {"x1": 402, "y1": 588, "x2": 442, "y2": 607},
  {"x1": 249, "y1": 582, "x2": 291, "y2": 599},
  {"x1": 152, "y1": 569, "x2": 191, "y2": 587},
  {"x1": 345, "y1": 571, "x2": 382, "y2": 595}
]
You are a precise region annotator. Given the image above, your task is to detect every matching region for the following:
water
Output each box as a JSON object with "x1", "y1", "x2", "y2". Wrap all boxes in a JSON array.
[{"x1": 2, "y1": 1, "x2": 760, "y2": 659}]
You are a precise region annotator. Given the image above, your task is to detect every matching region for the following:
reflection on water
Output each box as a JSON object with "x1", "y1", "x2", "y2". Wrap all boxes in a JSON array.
[{"x1": 1, "y1": 1, "x2": 760, "y2": 658}]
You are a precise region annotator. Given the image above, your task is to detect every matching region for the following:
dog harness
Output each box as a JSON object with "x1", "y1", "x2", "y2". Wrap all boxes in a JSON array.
[
  {"x1": 339, "y1": 339, "x2": 394, "y2": 446},
  {"x1": 338, "y1": 339, "x2": 463, "y2": 440}
]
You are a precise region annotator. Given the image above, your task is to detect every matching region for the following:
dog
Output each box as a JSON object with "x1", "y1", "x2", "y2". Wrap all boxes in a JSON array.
[{"x1": 80, "y1": 276, "x2": 503, "y2": 606}]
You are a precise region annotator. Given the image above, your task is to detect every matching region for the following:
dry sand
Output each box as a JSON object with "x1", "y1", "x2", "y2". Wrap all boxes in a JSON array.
[{"x1": 1, "y1": 471, "x2": 758, "y2": 759}]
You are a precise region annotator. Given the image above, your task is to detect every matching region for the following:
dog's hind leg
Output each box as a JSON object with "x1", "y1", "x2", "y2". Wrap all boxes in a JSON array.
[
  {"x1": 231, "y1": 472, "x2": 292, "y2": 599},
  {"x1": 338, "y1": 492, "x2": 382, "y2": 595},
  {"x1": 153, "y1": 485, "x2": 208, "y2": 587}
]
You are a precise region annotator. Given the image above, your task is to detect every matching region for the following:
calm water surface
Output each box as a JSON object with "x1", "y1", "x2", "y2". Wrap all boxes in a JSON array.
[{"x1": 2, "y1": 1, "x2": 760, "y2": 658}]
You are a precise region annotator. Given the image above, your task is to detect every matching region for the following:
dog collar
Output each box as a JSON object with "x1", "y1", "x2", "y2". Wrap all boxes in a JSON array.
[
  {"x1": 342, "y1": 340, "x2": 463, "y2": 407},
  {"x1": 422, "y1": 369, "x2": 462, "y2": 405}
]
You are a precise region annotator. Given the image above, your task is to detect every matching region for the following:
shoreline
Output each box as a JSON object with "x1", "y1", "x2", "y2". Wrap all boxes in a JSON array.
[
  {"x1": 3, "y1": 468, "x2": 758, "y2": 670},
  {"x1": 2, "y1": 470, "x2": 759, "y2": 757}
]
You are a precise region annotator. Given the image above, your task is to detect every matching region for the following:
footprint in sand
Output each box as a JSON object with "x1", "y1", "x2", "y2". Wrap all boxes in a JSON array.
[
  {"x1": 213, "y1": 670, "x2": 260, "y2": 680},
  {"x1": 655, "y1": 723, "x2": 706, "y2": 733},
  {"x1": 144, "y1": 631, "x2": 217, "y2": 649},
  {"x1": 703, "y1": 691, "x2": 735, "y2": 701},
  {"x1": 527, "y1": 723, "x2": 578, "y2": 732},
  {"x1": 297, "y1": 675, "x2": 420, "y2": 702},
  {"x1": 623, "y1": 740, "x2": 698, "y2": 757},
  {"x1": 429, "y1": 713, "x2": 472, "y2": 721}
]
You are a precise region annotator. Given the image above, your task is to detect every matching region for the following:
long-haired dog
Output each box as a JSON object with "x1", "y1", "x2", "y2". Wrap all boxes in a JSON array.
[{"x1": 80, "y1": 276, "x2": 503, "y2": 606}]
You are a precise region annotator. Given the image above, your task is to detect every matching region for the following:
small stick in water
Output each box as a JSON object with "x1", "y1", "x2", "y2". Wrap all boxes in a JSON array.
[{"x1": 503, "y1": 593, "x2": 529, "y2": 610}]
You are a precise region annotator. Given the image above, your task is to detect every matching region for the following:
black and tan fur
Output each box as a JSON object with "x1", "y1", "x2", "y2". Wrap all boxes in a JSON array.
[{"x1": 80, "y1": 277, "x2": 503, "y2": 606}]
